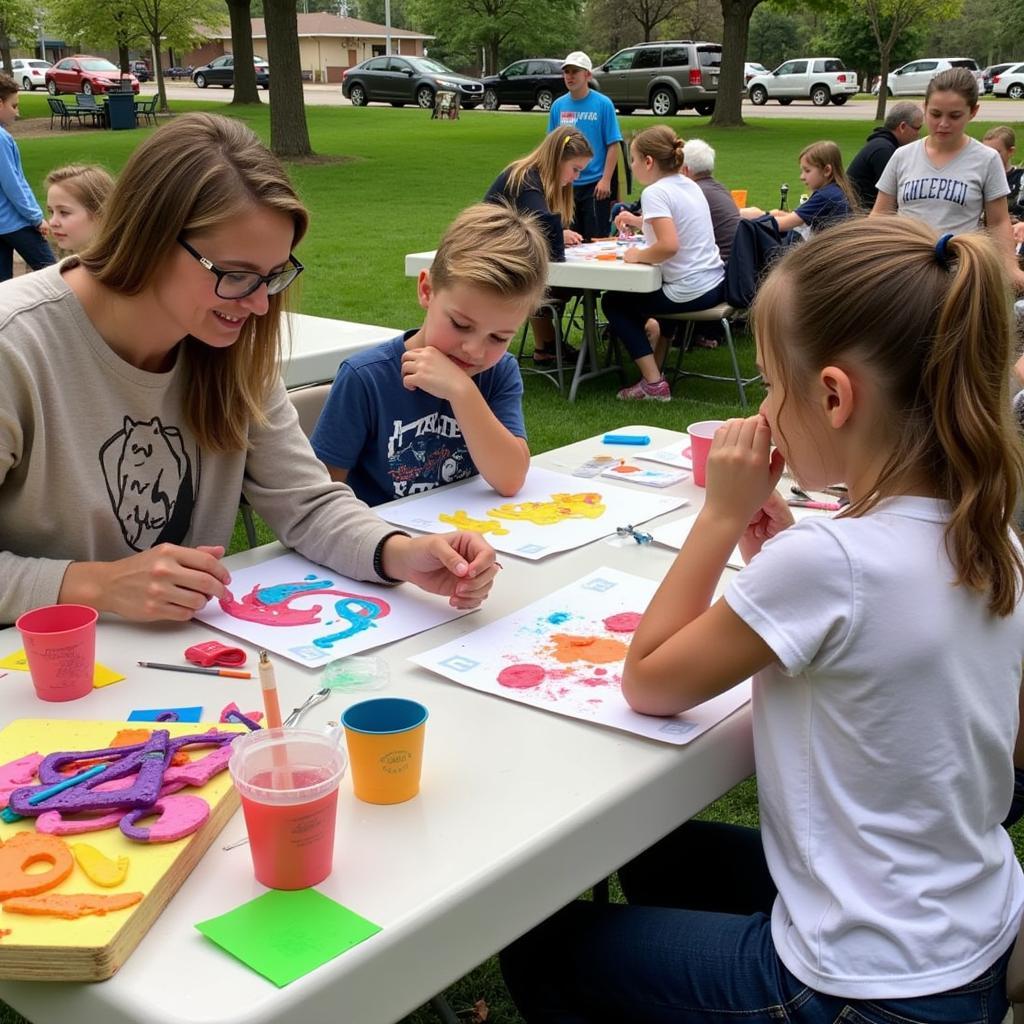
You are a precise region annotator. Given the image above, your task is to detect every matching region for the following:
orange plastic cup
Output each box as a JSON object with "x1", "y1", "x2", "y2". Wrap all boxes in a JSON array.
[
  {"x1": 341, "y1": 698, "x2": 427, "y2": 804},
  {"x1": 687, "y1": 420, "x2": 726, "y2": 488},
  {"x1": 15, "y1": 604, "x2": 97, "y2": 702},
  {"x1": 730, "y1": 189, "x2": 748, "y2": 208}
]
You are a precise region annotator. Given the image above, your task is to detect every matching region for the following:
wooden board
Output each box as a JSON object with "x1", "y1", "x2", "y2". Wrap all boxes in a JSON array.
[{"x1": 0, "y1": 719, "x2": 243, "y2": 981}]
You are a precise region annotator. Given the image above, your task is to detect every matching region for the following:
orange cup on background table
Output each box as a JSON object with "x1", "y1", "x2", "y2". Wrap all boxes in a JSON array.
[{"x1": 730, "y1": 189, "x2": 748, "y2": 208}]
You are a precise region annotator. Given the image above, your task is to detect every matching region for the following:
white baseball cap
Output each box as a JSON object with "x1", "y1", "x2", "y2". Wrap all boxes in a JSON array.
[{"x1": 562, "y1": 51, "x2": 593, "y2": 72}]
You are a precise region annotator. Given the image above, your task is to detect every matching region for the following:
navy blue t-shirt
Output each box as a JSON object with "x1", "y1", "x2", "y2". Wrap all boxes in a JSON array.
[
  {"x1": 794, "y1": 182, "x2": 851, "y2": 233},
  {"x1": 310, "y1": 333, "x2": 527, "y2": 507}
]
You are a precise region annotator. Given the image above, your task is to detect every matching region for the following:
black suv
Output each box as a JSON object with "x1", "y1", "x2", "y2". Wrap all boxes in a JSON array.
[
  {"x1": 482, "y1": 58, "x2": 566, "y2": 111},
  {"x1": 592, "y1": 40, "x2": 721, "y2": 116}
]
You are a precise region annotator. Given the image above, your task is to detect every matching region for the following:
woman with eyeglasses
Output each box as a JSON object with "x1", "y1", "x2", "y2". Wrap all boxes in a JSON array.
[{"x1": 0, "y1": 113, "x2": 498, "y2": 624}]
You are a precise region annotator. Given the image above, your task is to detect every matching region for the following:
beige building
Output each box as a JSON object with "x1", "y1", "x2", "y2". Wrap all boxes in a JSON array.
[{"x1": 191, "y1": 13, "x2": 434, "y2": 84}]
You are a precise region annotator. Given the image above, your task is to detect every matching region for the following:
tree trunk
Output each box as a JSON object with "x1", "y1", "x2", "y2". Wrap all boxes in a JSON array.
[
  {"x1": 711, "y1": 0, "x2": 760, "y2": 127},
  {"x1": 0, "y1": 38, "x2": 12, "y2": 76},
  {"x1": 152, "y1": 32, "x2": 170, "y2": 112},
  {"x1": 873, "y1": 46, "x2": 892, "y2": 121},
  {"x1": 227, "y1": 0, "x2": 261, "y2": 105},
  {"x1": 264, "y1": 0, "x2": 313, "y2": 157},
  {"x1": 118, "y1": 44, "x2": 130, "y2": 73}
]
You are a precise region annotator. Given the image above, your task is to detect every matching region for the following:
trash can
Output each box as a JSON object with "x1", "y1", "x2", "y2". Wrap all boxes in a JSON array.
[{"x1": 105, "y1": 91, "x2": 136, "y2": 131}]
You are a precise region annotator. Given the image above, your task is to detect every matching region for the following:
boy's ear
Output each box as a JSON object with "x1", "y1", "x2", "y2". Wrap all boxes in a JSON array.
[
  {"x1": 416, "y1": 270, "x2": 433, "y2": 311},
  {"x1": 819, "y1": 365, "x2": 854, "y2": 429}
]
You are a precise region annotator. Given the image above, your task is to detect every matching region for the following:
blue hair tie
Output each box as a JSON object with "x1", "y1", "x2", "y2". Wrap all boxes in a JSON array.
[{"x1": 934, "y1": 232, "x2": 954, "y2": 268}]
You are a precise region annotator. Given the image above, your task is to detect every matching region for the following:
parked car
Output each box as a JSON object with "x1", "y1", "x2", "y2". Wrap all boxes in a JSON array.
[
  {"x1": 592, "y1": 40, "x2": 721, "y2": 116},
  {"x1": 193, "y1": 54, "x2": 269, "y2": 89},
  {"x1": 342, "y1": 55, "x2": 484, "y2": 109},
  {"x1": 983, "y1": 62, "x2": 1018, "y2": 93},
  {"x1": 482, "y1": 58, "x2": 566, "y2": 111},
  {"x1": 45, "y1": 56, "x2": 140, "y2": 96},
  {"x1": 992, "y1": 62, "x2": 1024, "y2": 98},
  {"x1": 747, "y1": 57, "x2": 857, "y2": 106},
  {"x1": 744, "y1": 61, "x2": 769, "y2": 86},
  {"x1": 7, "y1": 58, "x2": 51, "y2": 91},
  {"x1": 164, "y1": 65, "x2": 192, "y2": 80},
  {"x1": 130, "y1": 61, "x2": 151, "y2": 83},
  {"x1": 885, "y1": 57, "x2": 982, "y2": 95}
]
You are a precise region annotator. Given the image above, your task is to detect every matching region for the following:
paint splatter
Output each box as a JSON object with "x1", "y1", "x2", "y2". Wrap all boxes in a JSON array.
[
  {"x1": 548, "y1": 634, "x2": 629, "y2": 665},
  {"x1": 547, "y1": 611, "x2": 571, "y2": 625},
  {"x1": 439, "y1": 510, "x2": 509, "y2": 536},
  {"x1": 487, "y1": 492, "x2": 606, "y2": 526},
  {"x1": 603, "y1": 612, "x2": 642, "y2": 633},
  {"x1": 498, "y1": 664, "x2": 546, "y2": 689}
]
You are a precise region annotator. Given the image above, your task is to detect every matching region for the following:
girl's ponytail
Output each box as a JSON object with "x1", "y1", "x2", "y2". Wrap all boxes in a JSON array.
[{"x1": 925, "y1": 232, "x2": 1023, "y2": 615}]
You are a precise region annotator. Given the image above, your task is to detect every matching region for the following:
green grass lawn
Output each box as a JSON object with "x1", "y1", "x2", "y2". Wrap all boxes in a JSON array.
[{"x1": 4, "y1": 97, "x2": 1022, "y2": 1024}]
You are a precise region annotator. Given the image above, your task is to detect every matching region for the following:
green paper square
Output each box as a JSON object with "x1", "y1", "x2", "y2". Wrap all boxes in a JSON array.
[{"x1": 195, "y1": 888, "x2": 381, "y2": 987}]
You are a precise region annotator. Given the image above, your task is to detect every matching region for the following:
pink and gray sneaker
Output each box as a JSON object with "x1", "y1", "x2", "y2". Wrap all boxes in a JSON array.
[{"x1": 616, "y1": 377, "x2": 671, "y2": 402}]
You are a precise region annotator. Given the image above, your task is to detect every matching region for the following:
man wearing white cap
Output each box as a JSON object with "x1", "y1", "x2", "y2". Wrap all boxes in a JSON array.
[{"x1": 547, "y1": 51, "x2": 623, "y2": 240}]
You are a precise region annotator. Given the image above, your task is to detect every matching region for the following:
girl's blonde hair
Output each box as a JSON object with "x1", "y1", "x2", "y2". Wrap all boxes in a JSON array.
[
  {"x1": 503, "y1": 127, "x2": 592, "y2": 226},
  {"x1": 631, "y1": 125, "x2": 684, "y2": 174},
  {"x1": 430, "y1": 202, "x2": 549, "y2": 309},
  {"x1": 78, "y1": 113, "x2": 309, "y2": 454},
  {"x1": 983, "y1": 125, "x2": 1016, "y2": 151},
  {"x1": 753, "y1": 217, "x2": 1023, "y2": 616},
  {"x1": 44, "y1": 164, "x2": 114, "y2": 219},
  {"x1": 799, "y1": 140, "x2": 859, "y2": 212}
]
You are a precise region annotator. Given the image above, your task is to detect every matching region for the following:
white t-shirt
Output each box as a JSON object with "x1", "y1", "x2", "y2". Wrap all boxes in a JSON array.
[
  {"x1": 876, "y1": 136, "x2": 1009, "y2": 235},
  {"x1": 640, "y1": 173, "x2": 724, "y2": 303},
  {"x1": 724, "y1": 497, "x2": 1024, "y2": 999}
]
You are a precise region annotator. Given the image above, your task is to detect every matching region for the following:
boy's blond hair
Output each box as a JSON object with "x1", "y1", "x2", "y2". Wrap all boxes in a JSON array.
[{"x1": 431, "y1": 203, "x2": 549, "y2": 308}]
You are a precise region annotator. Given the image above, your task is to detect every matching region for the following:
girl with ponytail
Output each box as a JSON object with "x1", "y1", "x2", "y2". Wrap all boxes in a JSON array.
[{"x1": 501, "y1": 216, "x2": 1024, "y2": 1024}]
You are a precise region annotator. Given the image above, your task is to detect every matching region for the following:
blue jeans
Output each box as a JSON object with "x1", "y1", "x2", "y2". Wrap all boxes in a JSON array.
[
  {"x1": 0, "y1": 224, "x2": 56, "y2": 281},
  {"x1": 572, "y1": 180, "x2": 612, "y2": 242},
  {"x1": 500, "y1": 821, "x2": 1013, "y2": 1024}
]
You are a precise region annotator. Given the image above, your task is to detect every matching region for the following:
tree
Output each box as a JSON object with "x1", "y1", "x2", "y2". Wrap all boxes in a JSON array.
[
  {"x1": 747, "y1": 5, "x2": 801, "y2": 70},
  {"x1": 226, "y1": 0, "x2": 260, "y2": 103},
  {"x1": 711, "y1": 0, "x2": 763, "y2": 127},
  {"x1": 852, "y1": 0, "x2": 962, "y2": 120},
  {"x1": 620, "y1": 0, "x2": 676, "y2": 42},
  {"x1": 263, "y1": 0, "x2": 313, "y2": 157},
  {"x1": 47, "y1": 0, "x2": 146, "y2": 76},
  {"x1": 810, "y1": 7, "x2": 922, "y2": 90},
  {"x1": 0, "y1": 0, "x2": 37, "y2": 73}
]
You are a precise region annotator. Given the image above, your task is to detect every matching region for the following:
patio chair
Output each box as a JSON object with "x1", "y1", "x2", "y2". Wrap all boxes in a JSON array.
[
  {"x1": 46, "y1": 96, "x2": 79, "y2": 131},
  {"x1": 135, "y1": 95, "x2": 158, "y2": 126},
  {"x1": 73, "y1": 93, "x2": 105, "y2": 128}
]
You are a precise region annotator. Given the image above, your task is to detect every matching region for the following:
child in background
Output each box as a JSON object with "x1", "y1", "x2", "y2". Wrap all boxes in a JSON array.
[
  {"x1": 741, "y1": 140, "x2": 856, "y2": 236},
  {"x1": 982, "y1": 125, "x2": 1023, "y2": 219},
  {"x1": 45, "y1": 164, "x2": 114, "y2": 255},
  {"x1": 311, "y1": 204, "x2": 547, "y2": 506},
  {"x1": 0, "y1": 73, "x2": 54, "y2": 282},
  {"x1": 502, "y1": 217, "x2": 1024, "y2": 1023}
]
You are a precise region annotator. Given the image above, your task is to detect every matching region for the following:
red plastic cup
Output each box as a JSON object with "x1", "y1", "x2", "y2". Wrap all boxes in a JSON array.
[
  {"x1": 687, "y1": 420, "x2": 725, "y2": 488},
  {"x1": 15, "y1": 604, "x2": 98, "y2": 702}
]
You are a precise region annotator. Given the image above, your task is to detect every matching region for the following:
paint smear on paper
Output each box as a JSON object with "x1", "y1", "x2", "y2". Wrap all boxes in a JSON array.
[
  {"x1": 438, "y1": 510, "x2": 509, "y2": 535},
  {"x1": 497, "y1": 664, "x2": 546, "y2": 689},
  {"x1": 603, "y1": 612, "x2": 642, "y2": 633},
  {"x1": 486, "y1": 493, "x2": 606, "y2": 527},
  {"x1": 548, "y1": 634, "x2": 628, "y2": 665}
]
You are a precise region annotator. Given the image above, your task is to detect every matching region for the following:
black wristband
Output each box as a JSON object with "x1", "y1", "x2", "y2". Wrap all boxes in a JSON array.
[{"x1": 373, "y1": 531, "x2": 409, "y2": 585}]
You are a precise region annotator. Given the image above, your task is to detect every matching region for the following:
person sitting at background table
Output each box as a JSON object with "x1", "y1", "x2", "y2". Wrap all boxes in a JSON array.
[
  {"x1": 0, "y1": 113, "x2": 499, "y2": 625},
  {"x1": 312, "y1": 203, "x2": 545, "y2": 506},
  {"x1": 483, "y1": 126, "x2": 592, "y2": 367},
  {"x1": 605, "y1": 125, "x2": 724, "y2": 403}
]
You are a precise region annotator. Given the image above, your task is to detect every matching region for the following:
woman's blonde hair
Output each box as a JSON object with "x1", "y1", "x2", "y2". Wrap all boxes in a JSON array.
[
  {"x1": 430, "y1": 202, "x2": 549, "y2": 309},
  {"x1": 753, "y1": 217, "x2": 1023, "y2": 616},
  {"x1": 799, "y1": 139, "x2": 859, "y2": 212},
  {"x1": 503, "y1": 127, "x2": 592, "y2": 226},
  {"x1": 44, "y1": 164, "x2": 114, "y2": 219},
  {"x1": 631, "y1": 125, "x2": 684, "y2": 174},
  {"x1": 78, "y1": 113, "x2": 309, "y2": 453}
]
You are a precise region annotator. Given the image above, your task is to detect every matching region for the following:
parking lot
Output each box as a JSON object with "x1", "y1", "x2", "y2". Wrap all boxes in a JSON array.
[{"x1": 140, "y1": 79, "x2": 1024, "y2": 119}]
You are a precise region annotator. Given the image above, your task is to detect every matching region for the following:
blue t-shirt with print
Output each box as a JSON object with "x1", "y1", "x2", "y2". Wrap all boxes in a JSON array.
[
  {"x1": 794, "y1": 182, "x2": 850, "y2": 232},
  {"x1": 547, "y1": 90, "x2": 622, "y2": 186},
  {"x1": 310, "y1": 333, "x2": 527, "y2": 507}
]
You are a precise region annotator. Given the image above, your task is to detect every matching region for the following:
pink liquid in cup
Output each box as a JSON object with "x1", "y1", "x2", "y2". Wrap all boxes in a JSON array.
[
  {"x1": 686, "y1": 420, "x2": 725, "y2": 488},
  {"x1": 229, "y1": 729, "x2": 347, "y2": 890},
  {"x1": 15, "y1": 604, "x2": 98, "y2": 702}
]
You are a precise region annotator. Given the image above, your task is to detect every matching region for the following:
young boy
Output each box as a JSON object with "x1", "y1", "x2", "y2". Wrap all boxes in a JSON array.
[
  {"x1": 547, "y1": 51, "x2": 623, "y2": 240},
  {"x1": 0, "y1": 74, "x2": 54, "y2": 282},
  {"x1": 311, "y1": 204, "x2": 548, "y2": 506}
]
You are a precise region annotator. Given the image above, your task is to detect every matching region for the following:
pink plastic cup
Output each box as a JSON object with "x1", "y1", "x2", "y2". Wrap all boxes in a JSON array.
[
  {"x1": 687, "y1": 420, "x2": 725, "y2": 488},
  {"x1": 229, "y1": 728, "x2": 347, "y2": 890},
  {"x1": 15, "y1": 604, "x2": 98, "y2": 702}
]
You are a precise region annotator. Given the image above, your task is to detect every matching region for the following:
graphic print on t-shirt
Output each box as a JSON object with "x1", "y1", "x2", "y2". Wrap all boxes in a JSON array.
[
  {"x1": 387, "y1": 411, "x2": 471, "y2": 498},
  {"x1": 899, "y1": 176, "x2": 969, "y2": 208},
  {"x1": 98, "y1": 416, "x2": 198, "y2": 550}
]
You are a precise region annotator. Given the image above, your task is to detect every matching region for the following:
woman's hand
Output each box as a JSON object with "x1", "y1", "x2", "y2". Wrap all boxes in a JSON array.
[
  {"x1": 738, "y1": 489, "x2": 795, "y2": 564},
  {"x1": 563, "y1": 229, "x2": 583, "y2": 246},
  {"x1": 704, "y1": 416, "x2": 785, "y2": 531},
  {"x1": 60, "y1": 544, "x2": 230, "y2": 622},
  {"x1": 381, "y1": 532, "x2": 499, "y2": 609},
  {"x1": 740, "y1": 206, "x2": 765, "y2": 219}
]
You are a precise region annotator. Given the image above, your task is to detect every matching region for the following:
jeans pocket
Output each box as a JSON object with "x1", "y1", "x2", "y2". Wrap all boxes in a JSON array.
[{"x1": 835, "y1": 1002, "x2": 985, "y2": 1024}]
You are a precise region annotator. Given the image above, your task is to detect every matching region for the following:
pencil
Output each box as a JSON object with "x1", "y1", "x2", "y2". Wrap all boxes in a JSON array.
[{"x1": 137, "y1": 661, "x2": 252, "y2": 679}]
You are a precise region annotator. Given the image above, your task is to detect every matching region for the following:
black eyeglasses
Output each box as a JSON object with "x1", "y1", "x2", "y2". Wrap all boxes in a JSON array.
[{"x1": 177, "y1": 236, "x2": 304, "y2": 299}]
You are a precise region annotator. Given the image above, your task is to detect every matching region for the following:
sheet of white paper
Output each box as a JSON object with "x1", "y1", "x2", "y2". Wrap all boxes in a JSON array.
[
  {"x1": 377, "y1": 466, "x2": 688, "y2": 560},
  {"x1": 410, "y1": 566, "x2": 750, "y2": 745},
  {"x1": 194, "y1": 552, "x2": 474, "y2": 668},
  {"x1": 638, "y1": 443, "x2": 693, "y2": 470}
]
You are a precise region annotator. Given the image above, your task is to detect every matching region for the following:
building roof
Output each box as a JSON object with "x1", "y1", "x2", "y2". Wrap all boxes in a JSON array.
[{"x1": 209, "y1": 13, "x2": 433, "y2": 42}]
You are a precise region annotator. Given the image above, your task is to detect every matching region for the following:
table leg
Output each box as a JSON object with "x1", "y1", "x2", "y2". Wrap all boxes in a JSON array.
[{"x1": 566, "y1": 289, "x2": 626, "y2": 402}]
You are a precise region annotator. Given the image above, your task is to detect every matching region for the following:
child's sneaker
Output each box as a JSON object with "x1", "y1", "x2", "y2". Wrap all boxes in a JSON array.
[{"x1": 616, "y1": 377, "x2": 671, "y2": 402}]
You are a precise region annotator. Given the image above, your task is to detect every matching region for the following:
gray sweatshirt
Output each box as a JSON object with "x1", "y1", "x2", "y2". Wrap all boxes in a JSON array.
[{"x1": 0, "y1": 264, "x2": 398, "y2": 623}]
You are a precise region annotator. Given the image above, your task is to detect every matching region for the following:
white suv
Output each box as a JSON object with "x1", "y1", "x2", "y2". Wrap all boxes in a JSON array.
[
  {"x1": 886, "y1": 58, "x2": 982, "y2": 95},
  {"x1": 747, "y1": 58, "x2": 859, "y2": 107}
]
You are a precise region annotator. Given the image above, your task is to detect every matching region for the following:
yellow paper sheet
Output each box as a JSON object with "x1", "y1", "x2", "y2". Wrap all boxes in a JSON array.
[{"x1": 0, "y1": 650, "x2": 124, "y2": 688}]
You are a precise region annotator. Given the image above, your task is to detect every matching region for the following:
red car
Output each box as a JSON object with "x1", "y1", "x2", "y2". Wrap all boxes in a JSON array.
[{"x1": 45, "y1": 55, "x2": 140, "y2": 96}]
